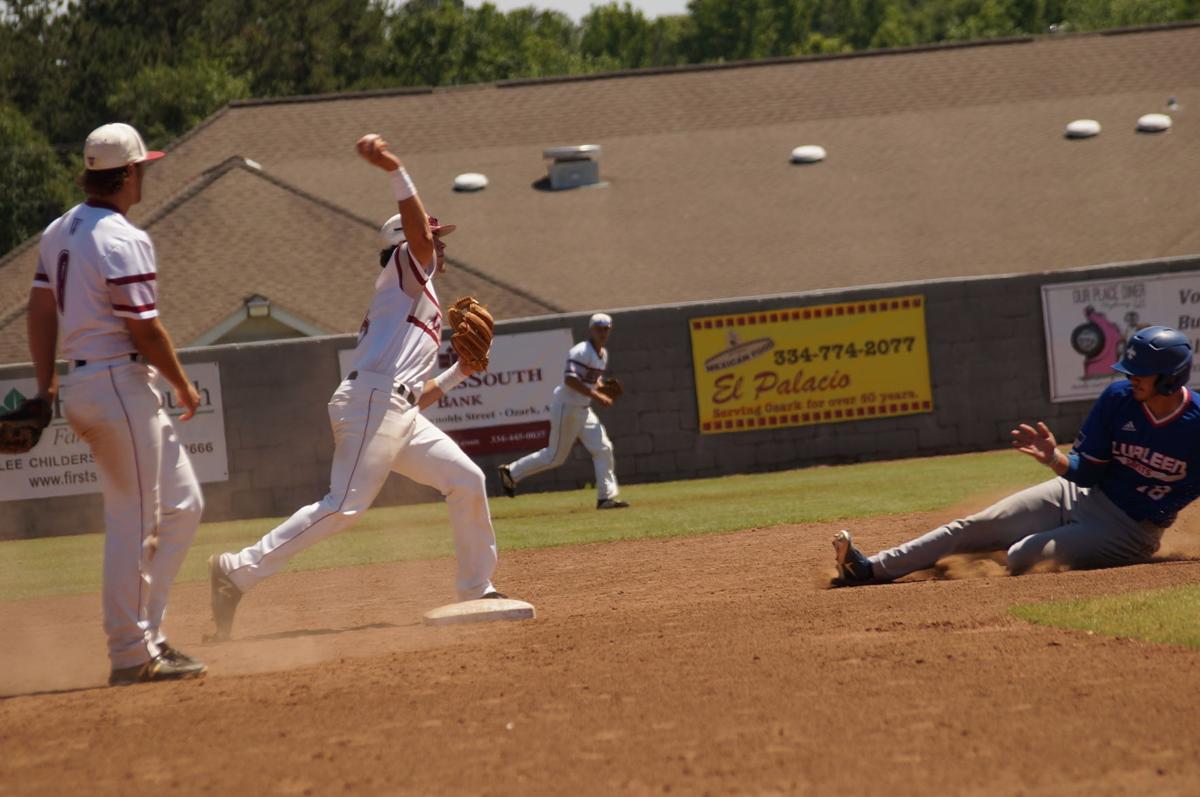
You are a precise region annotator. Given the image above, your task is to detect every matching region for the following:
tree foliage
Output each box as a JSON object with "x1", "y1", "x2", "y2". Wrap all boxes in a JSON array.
[
  {"x1": 0, "y1": 105, "x2": 74, "y2": 256},
  {"x1": 2, "y1": 0, "x2": 1197, "y2": 256}
]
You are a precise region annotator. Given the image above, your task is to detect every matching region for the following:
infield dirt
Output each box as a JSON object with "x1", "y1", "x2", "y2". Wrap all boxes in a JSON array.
[{"x1": 3, "y1": 507, "x2": 1199, "y2": 796}]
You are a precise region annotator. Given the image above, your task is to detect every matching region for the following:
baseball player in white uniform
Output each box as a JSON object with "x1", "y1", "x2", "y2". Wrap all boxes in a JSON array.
[
  {"x1": 498, "y1": 315, "x2": 629, "y2": 509},
  {"x1": 207, "y1": 133, "x2": 509, "y2": 639},
  {"x1": 27, "y1": 123, "x2": 207, "y2": 686}
]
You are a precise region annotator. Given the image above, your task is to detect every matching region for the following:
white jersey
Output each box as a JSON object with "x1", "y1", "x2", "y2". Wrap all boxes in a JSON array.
[
  {"x1": 348, "y1": 242, "x2": 442, "y2": 390},
  {"x1": 34, "y1": 203, "x2": 159, "y2": 362},
  {"x1": 557, "y1": 340, "x2": 608, "y2": 407}
]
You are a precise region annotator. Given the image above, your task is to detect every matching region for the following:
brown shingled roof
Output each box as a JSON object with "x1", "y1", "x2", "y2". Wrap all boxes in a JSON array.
[
  {"x1": 0, "y1": 159, "x2": 557, "y2": 363},
  {"x1": 2, "y1": 26, "x2": 1198, "y2": 364}
]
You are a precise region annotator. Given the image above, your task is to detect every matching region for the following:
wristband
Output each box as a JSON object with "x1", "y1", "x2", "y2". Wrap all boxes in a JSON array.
[
  {"x1": 391, "y1": 168, "x2": 417, "y2": 201},
  {"x1": 433, "y1": 363, "x2": 468, "y2": 393}
]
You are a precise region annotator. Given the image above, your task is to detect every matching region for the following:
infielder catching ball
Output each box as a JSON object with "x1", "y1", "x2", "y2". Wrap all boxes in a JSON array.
[
  {"x1": 498, "y1": 314, "x2": 629, "y2": 509},
  {"x1": 27, "y1": 123, "x2": 207, "y2": 685},
  {"x1": 208, "y1": 134, "x2": 511, "y2": 639},
  {"x1": 834, "y1": 326, "x2": 1200, "y2": 585}
]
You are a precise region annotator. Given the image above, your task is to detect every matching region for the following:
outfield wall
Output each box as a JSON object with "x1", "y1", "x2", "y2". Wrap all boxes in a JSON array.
[{"x1": 3, "y1": 253, "x2": 1198, "y2": 539}]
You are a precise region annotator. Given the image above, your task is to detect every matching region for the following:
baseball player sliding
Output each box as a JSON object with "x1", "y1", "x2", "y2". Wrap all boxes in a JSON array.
[
  {"x1": 498, "y1": 314, "x2": 629, "y2": 509},
  {"x1": 27, "y1": 123, "x2": 207, "y2": 685},
  {"x1": 834, "y1": 326, "x2": 1200, "y2": 585},
  {"x1": 207, "y1": 134, "x2": 513, "y2": 639}
]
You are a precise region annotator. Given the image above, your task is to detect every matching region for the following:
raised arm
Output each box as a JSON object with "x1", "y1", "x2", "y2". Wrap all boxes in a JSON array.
[{"x1": 355, "y1": 134, "x2": 435, "y2": 269}]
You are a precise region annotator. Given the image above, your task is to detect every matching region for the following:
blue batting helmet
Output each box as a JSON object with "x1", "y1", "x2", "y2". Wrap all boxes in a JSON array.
[{"x1": 1111, "y1": 326, "x2": 1193, "y2": 394}]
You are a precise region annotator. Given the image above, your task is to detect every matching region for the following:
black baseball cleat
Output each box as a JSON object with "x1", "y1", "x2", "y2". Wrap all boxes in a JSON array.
[
  {"x1": 481, "y1": 590, "x2": 509, "y2": 599},
  {"x1": 597, "y1": 498, "x2": 630, "y2": 510},
  {"x1": 832, "y1": 530, "x2": 877, "y2": 586},
  {"x1": 497, "y1": 465, "x2": 516, "y2": 498},
  {"x1": 208, "y1": 554, "x2": 243, "y2": 640},
  {"x1": 158, "y1": 641, "x2": 203, "y2": 668},
  {"x1": 109, "y1": 652, "x2": 207, "y2": 686}
]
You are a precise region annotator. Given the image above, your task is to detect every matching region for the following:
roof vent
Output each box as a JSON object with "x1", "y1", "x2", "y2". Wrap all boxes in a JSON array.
[
  {"x1": 790, "y1": 145, "x2": 826, "y2": 164},
  {"x1": 454, "y1": 172, "x2": 488, "y2": 192},
  {"x1": 1136, "y1": 113, "x2": 1171, "y2": 133},
  {"x1": 543, "y1": 144, "x2": 602, "y2": 190},
  {"x1": 1064, "y1": 119, "x2": 1101, "y2": 139}
]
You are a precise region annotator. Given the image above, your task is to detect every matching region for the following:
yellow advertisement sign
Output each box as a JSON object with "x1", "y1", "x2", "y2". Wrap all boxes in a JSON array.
[{"x1": 691, "y1": 296, "x2": 933, "y2": 434}]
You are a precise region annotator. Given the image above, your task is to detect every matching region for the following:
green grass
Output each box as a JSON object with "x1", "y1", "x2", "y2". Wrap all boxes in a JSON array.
[
  {"x1": 1, "y1": 448, "x2": 1049, "y2": 602},
  {"x1": 1011, "y1": 585, "x2": 1200, "y2": 649}
]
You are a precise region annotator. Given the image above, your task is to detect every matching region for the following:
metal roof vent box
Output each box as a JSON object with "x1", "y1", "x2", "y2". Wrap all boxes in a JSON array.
[{"x1": 543, "y1": 144, "x2": 603, "y2": 190}]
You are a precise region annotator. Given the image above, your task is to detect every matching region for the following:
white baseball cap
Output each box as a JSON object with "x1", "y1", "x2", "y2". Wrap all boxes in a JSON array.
[
  {"x1": 83, "y1": 123, "x2": 164, "y2": 171},
  {"x1": 378, "y1": 213, "x2": 457, "y2": 247},
  {"x1": 590, "y1": 313, "x2": 613, "y2": 328}
]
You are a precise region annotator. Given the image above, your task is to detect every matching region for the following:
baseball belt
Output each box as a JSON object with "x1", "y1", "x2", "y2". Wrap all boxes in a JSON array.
[{"x1": 347, "y1": 370, "x2": 417, "y2": 404}]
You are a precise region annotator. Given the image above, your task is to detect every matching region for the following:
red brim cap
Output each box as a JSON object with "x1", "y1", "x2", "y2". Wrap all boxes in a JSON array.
[
  {"x1": 431, "y1": 222, "x2": 456, "y2": 237},
  {"x1": 138, "y1": 151, "x2": 166, "y2": 163}
]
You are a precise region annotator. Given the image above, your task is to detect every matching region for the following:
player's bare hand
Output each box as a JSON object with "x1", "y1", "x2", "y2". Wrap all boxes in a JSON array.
[
  {"x1": 1011, "y1": 421, "x2": 1057, "y2": 464},
  {"x1": 594, "y1": 391, "x2": 614, "y2": 408},
  {"x1": 356, "y1": 134, "x2": 400, "y2": 171},
  {"x1": 175, "y1": 381, "x2": 201, "y2": 422}
]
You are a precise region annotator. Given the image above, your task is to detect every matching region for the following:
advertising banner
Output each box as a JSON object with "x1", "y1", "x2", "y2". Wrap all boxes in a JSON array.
[
  {"x1": 339, "y1": 328, "x2": 572, "y2": 455},
  {"x1": 1042, "y1": 271, "x2": 1200, "y2": 402},
  {"x1": 0, "y1": 363, "x2": 229, "y2": 501},
  {"x1": 690, "y1": 296, "x2": 933, "y2": 434}
]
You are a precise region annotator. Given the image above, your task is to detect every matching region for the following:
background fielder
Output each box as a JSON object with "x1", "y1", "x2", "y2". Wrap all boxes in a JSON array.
[
  {"x1": 28, "y1": 123, "x2": 207, "y2": 685},
  {"x1": 834, "y1": 325, "x2": 1200, "y2": 585},
  {"x1": 498, "y1": 314, "x2": 629, "y2": 510},
  {"x1": 208, "y1": 133, "x2": 510, "y2": 639}
]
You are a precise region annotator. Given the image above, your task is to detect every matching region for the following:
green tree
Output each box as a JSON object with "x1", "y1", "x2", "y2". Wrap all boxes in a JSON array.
[
  {"x1": 578, "y1": 2, "x2": 690, "y2": 69},
  {"x1": 107, "y1": 59, "x2": 250, "y2": 146},
  {"x1": 0, "y1": 105, "x2": 74, "y2": 256}
]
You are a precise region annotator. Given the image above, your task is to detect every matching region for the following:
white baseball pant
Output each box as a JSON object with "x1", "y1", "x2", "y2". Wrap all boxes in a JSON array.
[
  {"x1": 220, "y1": 371, "x2": 498, "y2": 600},
  {"x1": 507, "y1": 394, "x2": 618, "y2": 500},
  {"x1": 63, "y1": 360, "x2": 204, "y2": 669},
  {"x1": 868, "y1": 477, "x2": 1163, "y2": 580}
]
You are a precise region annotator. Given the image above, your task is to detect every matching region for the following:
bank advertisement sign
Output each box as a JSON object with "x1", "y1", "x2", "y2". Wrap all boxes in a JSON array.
[
  {"x1": 1042, "y1": 271, "x2": 1200, "y2": 402},
  {"x1": 339, "y1": 328, "x2": 572, "y2": 455},
  {"x1": 690, "y1": 296, "x2": 933, "y2": 434},
  {"x1": 0, "y1": 363, "x2": 229, "y2": 501}
]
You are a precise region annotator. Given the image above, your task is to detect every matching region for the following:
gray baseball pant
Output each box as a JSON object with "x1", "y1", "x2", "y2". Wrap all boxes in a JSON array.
[{"x1": 869, "y1": 477, "x2": 1164, "y2": 580}]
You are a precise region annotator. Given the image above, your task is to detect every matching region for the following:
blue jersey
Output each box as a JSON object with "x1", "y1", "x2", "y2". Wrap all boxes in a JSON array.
[{"x1": 1067, "y1": 382, "x2": 1200, "y2": 527}]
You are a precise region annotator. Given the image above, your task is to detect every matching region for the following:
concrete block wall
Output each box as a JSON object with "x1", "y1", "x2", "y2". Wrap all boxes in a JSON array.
[{"x1": 3, "y1": 254, "x2": 1198, "y2": 538}]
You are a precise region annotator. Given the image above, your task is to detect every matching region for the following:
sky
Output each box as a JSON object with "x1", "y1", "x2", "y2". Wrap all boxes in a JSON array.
[{"x1": 464, "y1": 0, "x2": 690, "y2": 22}]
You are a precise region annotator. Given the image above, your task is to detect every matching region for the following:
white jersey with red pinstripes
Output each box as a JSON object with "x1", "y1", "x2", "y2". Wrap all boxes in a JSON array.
[
  {"x1": 348, "y1": 242, "x2": 442, "y2": 390},
  {"x1": 34, "y1": 203, "x2": 159, "y2": 362}
]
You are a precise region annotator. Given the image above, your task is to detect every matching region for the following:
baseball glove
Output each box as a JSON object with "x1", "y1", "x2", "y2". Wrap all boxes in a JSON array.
[
  {"x1": 596, "y1": 377, "x2": 623, "y2": 401},
  {"x1": 448, "y1": 296, "x2": 494, "y2": 371},
  {"x1": 0, "y1": 397, "x2": 53, "y2": 455}
]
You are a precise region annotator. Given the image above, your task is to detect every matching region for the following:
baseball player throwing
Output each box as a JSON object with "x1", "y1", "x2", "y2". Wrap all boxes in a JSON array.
[
  {"x1": 834, "y1": 326, "x2": 1200, "y2": 585},
  {"x1": 498, "y1": 314, "x2": 629, "y2": 509},
  {"x1": 207, "y1": 134, "x2": 511, "y2": 639},
  {"x1": 27, "y1": 123, "x2": 207, "y2": 685}
]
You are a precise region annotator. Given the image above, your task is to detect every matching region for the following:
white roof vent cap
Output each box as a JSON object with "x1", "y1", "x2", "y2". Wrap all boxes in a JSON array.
[
  {"x1": 453, "y1": 172, "x2": 489, "y2": 192},
  {"x1": 790, "y1": 145, "x2": 826, "y2": 164},
  {"x1": 544, "y1": 144, "x2": 600, "y2": 161},
  {"x1": 1064, "y1": 119, "x2": 1101, "y2": 139},
  {"x1": 1137, "y1": 113, "x2": 1172, "y2": 133}
]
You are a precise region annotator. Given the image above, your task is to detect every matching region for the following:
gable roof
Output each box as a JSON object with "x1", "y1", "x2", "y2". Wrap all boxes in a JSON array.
[
  {"x1": 0, "y1": 158, "x2": 558, "y2": 364},
  {"x1": 2, "y1": 24, "x2": 1198, "y2": 364}
]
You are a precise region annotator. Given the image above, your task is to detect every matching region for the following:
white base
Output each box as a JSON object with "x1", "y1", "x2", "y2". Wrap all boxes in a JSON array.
[{"x1": 423, "y1": 598, "x2": 536, "y2": 626}]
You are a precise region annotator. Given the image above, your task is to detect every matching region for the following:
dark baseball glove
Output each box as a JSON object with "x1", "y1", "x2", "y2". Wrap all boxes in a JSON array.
[
  {"x1": 596, "y1": 377, "x2": 623, "y2": 401},
  {"x1": 448, "y1": 296, "x2": 494, "y2": 371},
  {"x1": 0, "y1": 397, "x2": 53, "y2": 455}
]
